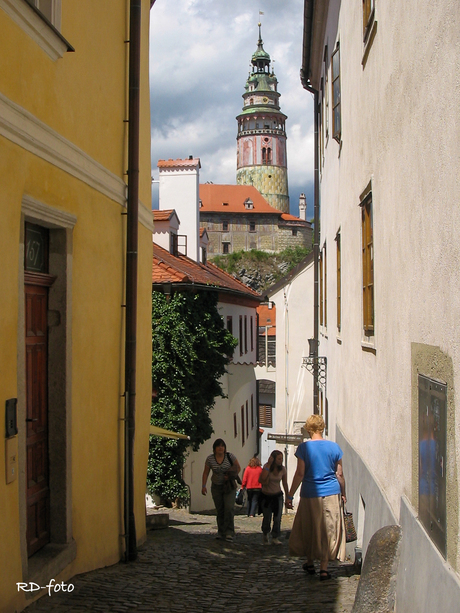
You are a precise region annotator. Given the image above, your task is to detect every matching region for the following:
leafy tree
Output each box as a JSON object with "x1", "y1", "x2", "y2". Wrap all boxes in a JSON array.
[{"x1": 147, "y1": 290, "x2": 238, "y2": 505}]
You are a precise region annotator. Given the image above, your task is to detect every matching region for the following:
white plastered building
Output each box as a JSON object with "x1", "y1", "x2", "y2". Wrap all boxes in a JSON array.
[
  {"x1": 255, "y1": 254, "x2": 315, "y2": 494},
  {"x1": 301, "y1": 1, "x2": 460, "y2": 610}
]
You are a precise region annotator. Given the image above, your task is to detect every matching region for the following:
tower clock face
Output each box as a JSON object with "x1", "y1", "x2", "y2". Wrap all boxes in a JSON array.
[{"x1": 263, "y1": 97, "x2": 268, "y2": 102}]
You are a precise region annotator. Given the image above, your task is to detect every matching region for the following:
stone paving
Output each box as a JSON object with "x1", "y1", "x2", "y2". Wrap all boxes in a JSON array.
[{"x1": 25, "y1": 507, "x2": 360, "y2": 613}]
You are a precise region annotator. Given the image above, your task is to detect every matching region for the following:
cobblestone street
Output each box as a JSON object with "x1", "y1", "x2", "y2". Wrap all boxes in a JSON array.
[{"x1": 25, "y1": 508, "x2": 359, "y2": 613}]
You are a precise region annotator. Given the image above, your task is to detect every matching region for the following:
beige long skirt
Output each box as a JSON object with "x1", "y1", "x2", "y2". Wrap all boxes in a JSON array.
[{"x1": 289, "y1": 494, "x2": 346, "y2": 562}]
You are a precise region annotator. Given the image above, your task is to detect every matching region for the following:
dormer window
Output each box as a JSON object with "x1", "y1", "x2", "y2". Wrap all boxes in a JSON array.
[
  {"x1": 222, "y1": 202, "x2": 229, "y2": 206},
  {"x1": 244, "y1": 199, "x2": 254, "y2": 210}
]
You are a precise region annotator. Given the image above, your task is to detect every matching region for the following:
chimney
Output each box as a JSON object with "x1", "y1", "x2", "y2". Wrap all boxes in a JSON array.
[
  {"x1": 299, "y1": 193, "x2": 307, "y2": 221},
  {"x1": 157, "y1": 157, "x2": 201, "y2": 262}
]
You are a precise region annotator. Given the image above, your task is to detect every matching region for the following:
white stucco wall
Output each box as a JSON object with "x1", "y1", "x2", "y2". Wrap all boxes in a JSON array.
[
  {"x1": 269, "y1": 260, "x2": 315, "y2": 496},
  {"x1": 255, "y1": 259, "x2": 315, "y2": 500},
  {"x1": 158, "y1": 165, "x2": 200, "y2": 262},
  {"x1": 152, "y1": 216, "x2": 180, "y2": 251},
  {"x1": 183, "y1": 300, "x2": 258, "y2": 513},
  {"x1": 312, "y1": 0, "x2": 460, "y2": 600}
]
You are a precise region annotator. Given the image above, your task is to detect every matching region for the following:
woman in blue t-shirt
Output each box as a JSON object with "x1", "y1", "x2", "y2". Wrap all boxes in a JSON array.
[{"x1": 285, "y1": 415, "x2": 347, "y2": 581}]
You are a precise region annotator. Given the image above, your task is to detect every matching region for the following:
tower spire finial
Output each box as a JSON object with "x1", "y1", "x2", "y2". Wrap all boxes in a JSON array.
[{"x1": 258, "y1": 9, "x2": 264, "y2": 43}]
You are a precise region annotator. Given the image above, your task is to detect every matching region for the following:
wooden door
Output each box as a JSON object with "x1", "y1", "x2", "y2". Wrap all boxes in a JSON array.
[{"x1": 25, "y1": 282, "x2": 50, "y2": 556}]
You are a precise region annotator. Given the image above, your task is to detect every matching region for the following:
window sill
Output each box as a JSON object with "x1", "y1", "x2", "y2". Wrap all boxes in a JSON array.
[
  {"x1": 361, "y1": 339, "x2": 376, "y2": 355},
  {"x1": 362, "y1": 19, "x2": 378, "y2": 69},
  {"x1": 0, "y1": 0, "x2": 73, "y2": 61}
]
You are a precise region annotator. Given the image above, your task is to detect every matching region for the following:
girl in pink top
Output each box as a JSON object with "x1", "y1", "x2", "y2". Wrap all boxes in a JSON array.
[{"x1": 241, "y1": 457, "x2": 263, "y2": 517}]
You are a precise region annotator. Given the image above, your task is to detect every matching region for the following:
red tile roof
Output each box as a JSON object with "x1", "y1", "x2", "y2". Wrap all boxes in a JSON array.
[
  {"x1": 281, "y1": 213, "x2": 309, "y2": 223},
  {"x1": 152, "y1": 209, "x2": 176, "y2": 222},
  {"x1": 158, "y1": 158, "x2": 201, "y2": 168},
  {"x1": 199, "y1": 184, "x2": 280, "y2": 214},
  {"x1": 152, "y1": 242, "x2": 261, "y2": 300}
]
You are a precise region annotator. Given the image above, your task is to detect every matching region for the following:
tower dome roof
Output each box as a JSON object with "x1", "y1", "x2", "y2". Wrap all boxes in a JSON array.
[{"x1": 252, "y1": 43, "x2": 270, "y2": 63}]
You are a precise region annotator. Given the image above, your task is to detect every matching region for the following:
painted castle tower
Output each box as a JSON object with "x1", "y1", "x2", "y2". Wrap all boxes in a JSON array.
[{"x1": 236, "y1": 26, "x2": 289, "y2": 213}]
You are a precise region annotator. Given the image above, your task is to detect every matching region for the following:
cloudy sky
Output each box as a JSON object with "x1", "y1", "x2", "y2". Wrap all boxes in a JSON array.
[{"x1": 149, "y1": 0, "x2": 314, "y2": 218}]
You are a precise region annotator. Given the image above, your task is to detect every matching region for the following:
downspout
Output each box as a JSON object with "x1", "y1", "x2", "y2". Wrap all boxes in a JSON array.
[
  {"x1": 284, "y1": 290, "x2": 289, "y2": 477},
  {"x1": 301, "y1": 0, "x2": 320, "y2": 414},
  {"x1": 124, "y1": 0, "x2": 142, "y2": 563},
  {"x1": 311, "y1": 90, "x2": 320, "y2": 414},
  {"x1": 299, "y1": 85, "x2": 319, "y2": 413},
  {"x1": 255, "y1": 309, "x2": 260, "y2": 457}
]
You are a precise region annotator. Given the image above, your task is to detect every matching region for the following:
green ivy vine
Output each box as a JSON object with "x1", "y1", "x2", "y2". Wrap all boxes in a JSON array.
[{"x1": 147, "y1": 290, "x2": 238, "y2": 505}]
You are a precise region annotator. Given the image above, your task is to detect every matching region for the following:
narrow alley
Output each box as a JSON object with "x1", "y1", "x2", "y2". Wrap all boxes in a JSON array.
[{"x1": 24, "y1": 508, "x2": 359, "y2": 613}]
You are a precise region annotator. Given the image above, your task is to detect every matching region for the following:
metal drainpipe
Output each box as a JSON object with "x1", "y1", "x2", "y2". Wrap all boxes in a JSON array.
[
  {"x1": 124, "y1": 0, "x2": 141, "y2": 563},
  {"x1": 303, "y1": 85, "x2": 320, "y2": 414}
]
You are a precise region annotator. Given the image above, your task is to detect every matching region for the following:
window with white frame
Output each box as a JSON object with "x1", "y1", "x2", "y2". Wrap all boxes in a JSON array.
[
  {"x1": 1, "y1": 0, "x2": 71, "y2": 61},
  {"x1": 28, "y1": 0, "x2": 55, "y2": 24}
]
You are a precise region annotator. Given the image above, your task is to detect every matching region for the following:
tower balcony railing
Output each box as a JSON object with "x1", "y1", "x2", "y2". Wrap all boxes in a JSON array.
[{"x1": 238, "y1": 128, "x2": 285, "y2": 137}]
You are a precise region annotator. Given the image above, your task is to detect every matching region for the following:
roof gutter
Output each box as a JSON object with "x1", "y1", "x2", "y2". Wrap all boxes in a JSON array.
[{"x1": 151, "y1": 282, "x2": 262, "y2": 305}]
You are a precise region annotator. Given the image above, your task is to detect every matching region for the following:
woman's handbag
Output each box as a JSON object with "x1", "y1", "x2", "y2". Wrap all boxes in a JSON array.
[
  {"x1": 343, "y1": 505, "x2": 357, "y2": 543},
  {"x1": 235, "y1": 488, "x2": 244, "y2": 506},
  {"x1": 223, "y1": 452, "x2": 238, "y2": 493}
]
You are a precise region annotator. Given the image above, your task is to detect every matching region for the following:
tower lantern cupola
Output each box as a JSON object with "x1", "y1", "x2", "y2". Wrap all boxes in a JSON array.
[
  {"x1": 236, "y1": 26, "x2": 289, "y2": 213},
  {"x1": 252, "y1": 23, "x2": 271, "y2": 74}
]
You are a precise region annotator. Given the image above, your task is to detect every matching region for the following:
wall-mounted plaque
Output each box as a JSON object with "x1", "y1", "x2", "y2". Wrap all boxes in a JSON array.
[
  {"x1": 25, "y1": 222, "x2": 49, "y2": 273},
  {"x1": 418, "y1": 374, "x2": 446, "y2": 558}
]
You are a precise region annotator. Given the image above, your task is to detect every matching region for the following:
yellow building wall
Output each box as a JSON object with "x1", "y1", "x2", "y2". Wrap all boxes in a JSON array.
[{"x1": 0, "y1": 1, "x2": 152, "y2": 611}]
